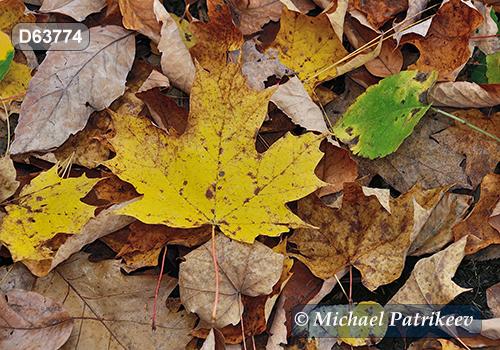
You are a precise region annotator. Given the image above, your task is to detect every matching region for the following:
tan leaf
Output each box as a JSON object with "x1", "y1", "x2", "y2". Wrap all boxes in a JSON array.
[
  {"x1": 471, "y1": 1, "x2": 500, "y2": 55},
  {"x1": 356, "y1": 115, "x2": 470, "y2": 193},
  {"x1": 39, "y1": 0, "x2": 106, "y2": 21},
  {"x1": 454, "y1": 174, "x2": 500, "y2": 255},
  {"x1": 345, "y1": 14, "x2": 403, "y2": 78},
  {"x1": 0, "y1": 263, "x2": 35, "y2": 293},
  {"x1": 34, "y1": 252, "x2": 196, "y2": 350},
  {"x1": 0, "y1": 155, "x2": 19, "y2": 202},
  {"x1": 119, "y1": 0, "x2": 161, "y2": 42},
  {"x1": 432, "y1": 109, "x2": 500, "y2": 189},
  {"x1": 429, "y1": 82, "x2": 500, "y2": 108},
  {"x1": 0, "y1": 289, "x2": 73, "y2": 350},
  {"x1": 291, "y1": 184, "x2": 451, "y2": 290},
  {"x1": 388, "y1": 236, "x2": 470, "y2": 306},
  {"x1": 487, "y1": 282, "x2": 500, "y2": 318},
  {"x1": 348, "y1": 0, "x2": 407, "y2": 29},
  {"x1": 137, "y1": 69, "x2": 170, "y2": 92},
  {"x1": 179, "y1": 233, "x2": 285, "y2": 328},
  {"x1": 10, "y1": 25, "x2": 135, "y2": 154}
]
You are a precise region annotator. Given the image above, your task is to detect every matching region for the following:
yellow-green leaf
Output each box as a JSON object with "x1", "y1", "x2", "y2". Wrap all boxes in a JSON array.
[
  {"x1": 0, "y1": 31, "x2": 14, "y2": 83},
  {"x1": 0, "y1": 166, "x2": 102, "y2": 261},
  {"x1": 101, "y1": 61, "x2": 326, "y2": 243}
]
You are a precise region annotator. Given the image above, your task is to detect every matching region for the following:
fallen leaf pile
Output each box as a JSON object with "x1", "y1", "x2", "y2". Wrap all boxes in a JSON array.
[{"x1": 1, "y1": 0, "x2": 500, "y2": 349}]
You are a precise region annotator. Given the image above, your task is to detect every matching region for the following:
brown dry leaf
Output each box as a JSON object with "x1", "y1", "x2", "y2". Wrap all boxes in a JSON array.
[
  {"x1": 137, "y1": 69, "x2": 170, "y2": 92},
  {"x1": 344, "y1": 15, "x2": 403, "y2": 78},
  {"x1": 119, "y1": 0, "x2": 161, "y2": 43},
  {"x1": 471, "y1": 1, "x2": 500, "y2": 55},
  {"x1": 392, "y1": 0, "x2": 428, "y2": 44},
  {"x1": 200, "y1": 328, "x2": 226, "y2": 350},
  {"x1": 348, "y1": 0, "x2": 408, "y2": 29},
  {"x1": 432, "y1": 109, "x2": 500, "y2": 190},
  {"x1": 409, "y1": 192, "x2": 472, "y2": 256},
  {"x1": 408, "y1": 339, "x2": 462, "y2": 350},
  {"x1": 315, "y1": 140, "x2": 358, "y2": 197},
  {"x1": 356, "y1": 114, "x2": 470, "y2": 193},
  {"x1": 388, "y1": 236, "x2": 471, "y2": 306},
  {"x1": 157, "y1": 3, "x2": 196, "y2": 93},
  {"x1": 10, "y1": 25, "x2": 135, "y2": 155},
  {"x1": 0, "y1": 289, "x2": 73, "y2": 350},
  {"x1": 290, "y1": 183, "x2": 450, "y2": 291},
  {"x1": 53, "y1": 111, "x2": 112, "y2": 169},
  {"x1": 179, "y1": 233, "x2": 284, "y2": 328},
  {"x1": 189, "y1": 0, "x2": 244, "y2": 73},
  {"x1": 228, "y1": 0, "x2": 284, "y2": 36},
  {"x1": 136, "y1": 87, "x2": 189, "y2": 136},
  {"x1": 0, "y1": 263, "x2": 35, "y2": 293},
  {"x1": 34, "y1": 252, "x2": 197, "y2": 350},
  {"x1": 192, "y1": 240, "x2": 293, "y2": 344},
  {"x1": 430, "y1": 82, "x2": 500, "y2": 108},
  {"x1": 0, "y1": 155, "x2": 19, "y2": 202},
  {"x1": 487, "y1": 282, "x2": 500, "y2": 317},
  {"x1": 0, "y1": 0, "x2": 35, "y2": 34},
  {"x1": 39, "y1": 0, "x2": 106, "y2": 21},
  {"x1": 266, "y1": 293, "x2": 287, "y2": 350},
  {"x1": 454, "y1": 174, "x2": 500, "y2": 255},
  {"x1": 400, "y1": 0, "x2": 483, "y2": 77},
  {"x1": 22, "y1": 200, "x2": 136, "y2": 277},
  {"x1": 117, "y1": 221, "x2": 212, "y2": 271}
]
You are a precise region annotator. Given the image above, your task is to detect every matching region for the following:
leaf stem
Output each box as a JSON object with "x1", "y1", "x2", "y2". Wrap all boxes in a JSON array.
[
  {"x1": 152, "y1": 247, "x2": 168, "y2": 331},
  {"x1": 211, "y1": 225, "x2": 220, "y2": 323},
  {"x1": 431, "y1": 107, "x2": 500, "y2": 144}
]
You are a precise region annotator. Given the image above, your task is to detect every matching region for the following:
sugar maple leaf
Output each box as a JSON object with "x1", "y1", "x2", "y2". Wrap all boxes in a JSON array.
[
  {"x1": 100, "y1": 61, "x2": 325, "y2": 243},
  {"x1": 0, "y1": 166, "x2": 102, "y2": 261}
]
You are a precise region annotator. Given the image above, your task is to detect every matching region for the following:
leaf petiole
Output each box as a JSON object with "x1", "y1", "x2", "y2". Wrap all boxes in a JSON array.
[{"x1": 431, "y1": 107, "x2": 500, "y2": 144}]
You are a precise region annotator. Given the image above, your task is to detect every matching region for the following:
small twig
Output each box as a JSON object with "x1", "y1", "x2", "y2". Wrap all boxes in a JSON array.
[
  {"x1": 152, "y1": 247, "x2": 168, "y2": 330},
  {"x1": 1, "y1": 95, "x2": 10, "y2": 155},
  {"x1": 239, "y1": 294, "x2": 248, "y2": 350},
  {"x1": 432, "y1": 107, "x2": 500, "y2": 144}
]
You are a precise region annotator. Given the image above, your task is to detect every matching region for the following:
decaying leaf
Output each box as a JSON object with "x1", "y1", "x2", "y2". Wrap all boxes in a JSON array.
[
  {"x1": 10, "y1": 25, "x2": 135, "y2": 154},
  {"x1": 0, "y1": 61, "x2": 30, "y2": 114},
  {"x1": 355, "y1": 114, "x2": 470, "y2": 193},
  {"x1": 432, "y1": 109, "x2": 500, "y2": 189},
  {"x1": 388, "y1": 236, "x2": 471, "y2": 305},
  {"x1": 429, "y1": 82, "x2": 500, "y2": 108},
  {"x1": 100, "y1": 61, "x2": 325, "y2": 243},
  {"x1": 0, "y1": 166, "x2": 102, "y2": 262},
  {"x1": 348, "y1": 0, "x2": 408, "y2": 29},
  {"x1": 333, "y1": 70, "x2": 438, "y2": 159},
  {"x1": 454, "y1": 174, "x2": 500, "y2": 255},
  {"x1": 0, "y1": 288, "x2": 73, "y2": 350},
  {"x1": 400, "y1": 0, "x2": 483, "y2": 77},
  {"x1": 179, "y1": 233, "x2": 284, "y2": 328},
  {"x1": 119, "y1": 0, "x2": 162, "y2": 43},
  {"x1": 34, "y1": 252, "x2": 196, "y2": 350},
  {"x1": 290, "y1": 183, "x2": 449, "y2": 291},
  {"x1": 487, "y1": 282, "x2": 500, "y2": 318},
  {"x1": 39, "y1": 0, "x2": 107, "y2": 21},
  {"x1": 189, "y1": 0, "x2": 244, "y2": 73}
]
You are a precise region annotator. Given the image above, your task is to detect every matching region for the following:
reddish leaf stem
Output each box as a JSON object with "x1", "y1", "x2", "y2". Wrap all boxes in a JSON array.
[{"x1": 152, "y1": 247, "x2": 168, "y2": 330}]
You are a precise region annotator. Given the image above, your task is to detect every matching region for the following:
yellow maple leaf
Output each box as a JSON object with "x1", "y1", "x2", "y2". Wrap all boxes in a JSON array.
[
  {"x1": 270, "y1": 7, "x2": 349, "y2": 95},
  {"x1": 101, "y1": 61, "x2": 326, "y2": 243},
  {"x1": 0, "y1": 166, "x2": 102, "y2": 261}
]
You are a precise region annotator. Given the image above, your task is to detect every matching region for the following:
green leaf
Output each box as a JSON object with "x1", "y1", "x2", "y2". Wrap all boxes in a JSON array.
[
  {"x1": 486, "y1": 52, "x2": 500, "y2": 84},
  {"x1": 332, "y1": 70, "x2": 438, "y2": 159},
  {"x1": 0, "y1": 31, "x2": 14, "y2": 83}
]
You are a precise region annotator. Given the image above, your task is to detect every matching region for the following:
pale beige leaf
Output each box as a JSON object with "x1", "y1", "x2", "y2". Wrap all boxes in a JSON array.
[
  {"x1": 34, "y1": 252, "x2": 196, "y2": 350},
  {"x1": 241, "y1": 40, "x2": 291, "y2": 91},
  {"x1": 0, "y1": 263, "x2": 35, "y2": 293},
  {"x1": 326, "y1": 0, "x2": 348, "y2": 40},
  {"x1": 471, "y1": 1, "x2": 500, "y2": 55},
  {"x1": 137, "y1": 70, "x2": 170, "y2": 93},
  {"x1": 22, "y1": 200, "x2": 137, "y2": 277},
  {"x1": 0, "y1": 289, "x2": 73, "y2": 350},
  {"x1": 266, "y1": 294, "x2": 287, "y2": 350},
  {"x1": 179, "y1": 233, "x2": 285, "y2": 328},
  {"x1": 156, "y1": 2, "x2": 195, "y2": 94},
  {"x1": 392, "y1": 0, "x2": 429, "y2": 44},
  {"x1": 388, "y1": 236, "x2": 471, "y2": 306},
  {"x1": 270, "y1": 76, "x2": 338, "y2": 145},
  {"x1": 11, "y1": 26, "x2": 135, "y2": 154},
  {"x1": 429, "y1": 82, "x2": 500, "y2": 108},
  {"x1": 0, "y1": 155, "x2": 19, "y2": 202},
  {"x1": 39, "y1": 0, "x2": 106, "y2": 21}
]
